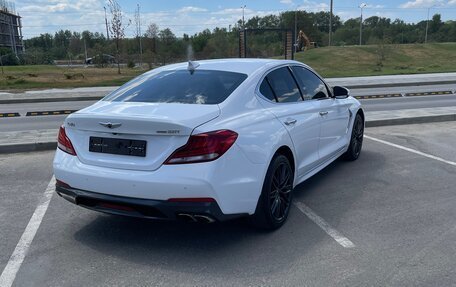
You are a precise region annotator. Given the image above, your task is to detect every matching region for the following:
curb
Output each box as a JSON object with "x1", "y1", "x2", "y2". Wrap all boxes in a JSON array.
[
  {"x1": 365, "y1": 114, "x2": 456, "y2": 127},
  {"x1": 0, "y1": 142, "x2": 56, "y2": 154},
  {"x1": 342, "y1": 80, "x2": 456, "y2": 90},
  {"x1": 0, "y1": 96, "x2": 103, "y2": 105},
  {"x1": 1, "y1": 115, "x2": 455, "y2": 155}
]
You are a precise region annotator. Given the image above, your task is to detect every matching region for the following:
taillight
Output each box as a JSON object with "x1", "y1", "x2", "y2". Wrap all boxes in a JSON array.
[
  {"x1": 164, "y1": 130, "x2": 238, "y2": 164},
  {"x1": 57, "y1": 126, "x2": 77, "y2": 156}
]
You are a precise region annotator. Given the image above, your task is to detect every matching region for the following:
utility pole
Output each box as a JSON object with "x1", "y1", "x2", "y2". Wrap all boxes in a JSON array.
[
  {"x1": 104, "y1": 6, "x2": 110, "y2": 40},
  {"x1": 135, "y1": 4, "x2": 143, "y2": 68},
  {"x1": 329, "y1": 0, "x2": 333, "y2": 46},
  {"x1": 359, "y1": 3, "x2": 366, "y2": 46},
  {"x1": 424, "y1": 6, "x2": 434, "y2": 44},
  {"x1": 241, "y1": 5, "x2": 246, "y2": 29},
  {"x1": 84, "y1": 39, "x2": 88, "y2": 64},
  {"x1": 294, "y1": 8, "x2": 297, "y2": 52}
]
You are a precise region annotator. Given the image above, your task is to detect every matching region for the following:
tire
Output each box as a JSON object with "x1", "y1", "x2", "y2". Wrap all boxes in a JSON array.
[
  {"x1": 343, "y1": 113, "x2": 364, "y2": 161},
  {"x1": 250, "y1": 154, "x2": 294, "y2": 230}
]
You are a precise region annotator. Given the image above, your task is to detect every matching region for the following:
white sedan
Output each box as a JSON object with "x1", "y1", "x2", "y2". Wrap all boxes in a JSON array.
[{"x1": 53, "y1": 59, "x2": 364, "y2": 229}]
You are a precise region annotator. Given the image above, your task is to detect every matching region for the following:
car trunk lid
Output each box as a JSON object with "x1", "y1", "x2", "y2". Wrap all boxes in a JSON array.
[{"x1": 64, "y1": 101, "x2": 220, "y2": 171}]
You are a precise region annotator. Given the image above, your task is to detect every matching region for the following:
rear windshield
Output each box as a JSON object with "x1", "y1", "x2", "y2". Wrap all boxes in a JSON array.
[{"x1": 103, "y1": 69, "x2": 248, "y2": 104}]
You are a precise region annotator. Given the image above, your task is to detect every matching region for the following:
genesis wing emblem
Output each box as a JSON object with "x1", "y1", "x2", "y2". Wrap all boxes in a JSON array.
[{"x1": 99, "y1": 122, "x2": 122, "y2": 129}]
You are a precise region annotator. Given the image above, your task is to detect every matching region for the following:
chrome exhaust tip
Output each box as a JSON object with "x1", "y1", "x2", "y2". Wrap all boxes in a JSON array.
[
  {"x1": 177, "y1": 213, "x2": 197, "y2": 222},
  {"x1": 193, "y1": 214, "x2": 216, "y2": 223}
]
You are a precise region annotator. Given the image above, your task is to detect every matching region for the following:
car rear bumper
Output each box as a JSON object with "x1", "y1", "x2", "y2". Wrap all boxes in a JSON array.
[
  {"x1": 56, "y1": 183, "x2": 246, "y2": 222},
  {"x1": 53, "y1": 145, "x2": 266, "y2": 215}
]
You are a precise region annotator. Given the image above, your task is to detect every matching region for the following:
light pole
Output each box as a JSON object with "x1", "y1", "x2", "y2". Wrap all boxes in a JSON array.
[
  {"x1": 294, "y1": 7, "x2": 298, "y2": 51},
  {"x1": 136, "y1": 4, "x2": 143, "y2": 68},
  {"x1": 359, "y1": 3, "x2": 367, "y2": 46},
  {"x1": 424, "y1": 5, "x2": 435, "y2": 44},
  {"x1": 241, "y1": 5, "x2": 246, "y2": 29},
  {"x1": 329, "y1": 0, "x2": 333, "y2": 46},
  {"x1": 104, "y1": 6, "x2": 109, "y2": 40}
]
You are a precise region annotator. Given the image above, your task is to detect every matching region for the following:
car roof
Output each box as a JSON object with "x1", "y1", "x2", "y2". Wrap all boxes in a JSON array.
[{"x1": 158, "y1": 58, "x2": 306, "y2": 76}]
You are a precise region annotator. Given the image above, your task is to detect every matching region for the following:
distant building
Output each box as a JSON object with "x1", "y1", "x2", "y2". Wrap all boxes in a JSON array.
[{"x1": 0, "y1": 0, "x2": 24, "y2": 55}]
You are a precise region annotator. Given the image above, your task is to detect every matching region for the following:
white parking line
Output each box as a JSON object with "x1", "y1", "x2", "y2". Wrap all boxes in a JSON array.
[
  {"x1": 293, "y1": 201, "x2": 355, "y2": 248},
  {"x1": 365, "y1": 135, "x2": 456, "y2": 167},
  {"x1": 0, "y1": 176, "x2": 55, "y2": 287}
]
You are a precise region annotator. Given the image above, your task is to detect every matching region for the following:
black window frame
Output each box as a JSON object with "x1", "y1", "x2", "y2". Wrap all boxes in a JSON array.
[
  {"x1": 289, "y1": 65, "x2": 333, "y2": 101},
  {"x1": 257, "y1": 66, "x2": 305, "y2": 103}
]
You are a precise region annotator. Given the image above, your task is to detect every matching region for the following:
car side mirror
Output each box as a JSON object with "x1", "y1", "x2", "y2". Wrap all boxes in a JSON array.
[{"x1": 333, "y1": 86, "x2": 350, "y2": 99}]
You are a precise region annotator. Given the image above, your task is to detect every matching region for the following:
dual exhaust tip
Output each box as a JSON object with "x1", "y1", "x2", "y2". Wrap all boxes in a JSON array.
[{"x1": 177, "y1": 213, "x2": 216, "y2": 223}]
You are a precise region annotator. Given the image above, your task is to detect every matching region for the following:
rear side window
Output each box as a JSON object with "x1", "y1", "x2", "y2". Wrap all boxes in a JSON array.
[
  {"x1": 291, "y1": 66, "x2": 329, "y2": 100},
  {"x1": 104, "y1": 70, "x2": 247, "y2": 104},
  {"x1": 262, "y1": 67, "x2": 302, "y2": 103},
  {"x1": 259, "y1": 79, "x2": 276, "y2": 101}
]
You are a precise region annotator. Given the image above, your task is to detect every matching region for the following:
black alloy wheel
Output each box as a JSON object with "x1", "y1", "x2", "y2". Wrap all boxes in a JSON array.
[
  {"x1": 343, "y1": 113, "x2": 364, "y2": 161},
  {"x1": 251, "y1": 154, "x2": 294, "y2": 230},
  {"x1": 269, "y1": 161, "x2": 293, "y2": 222}
]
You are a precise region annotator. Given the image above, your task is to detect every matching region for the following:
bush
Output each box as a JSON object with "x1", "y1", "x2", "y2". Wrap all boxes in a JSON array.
[
  {"x1": 0, "y1": 53, "x2": 19, "y2": 66},
  {"x1": 14, "y1": 79, "x2": 26, "y2": 84},
  {"x1": 127, "y1": 60, "x2": 135, "y2": 68},
  {"x1": 64, "y1": 73, "x2": 85, "y2": 80}
]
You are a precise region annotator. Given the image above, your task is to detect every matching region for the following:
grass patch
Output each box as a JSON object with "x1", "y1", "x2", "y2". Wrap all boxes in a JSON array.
[
  {"x1": 0, "y1": 65, "x2": 144, "y2": 91},
  {"x1": 296, "y1": 42, "x2": 456, "y2": 78},
  {"x1": 1, "y1": 43, "x2": 455, "y2": 90}
]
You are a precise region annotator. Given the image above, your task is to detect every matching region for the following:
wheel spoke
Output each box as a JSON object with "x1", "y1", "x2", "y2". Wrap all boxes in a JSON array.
[
  {"x1": 272, "y1": 174, "x2": 280, "y2": 188},
  {"x1": 281, "y1": 194, "x2": 290, "y2": 204},
  {"x1": 280, "y1": 164, "x2": 286, "y2": 184},
  {"x1": 276, "y1": 198, "x2": 282, "y2": 218},
  {"x1": 269, "y1": 189, "x2": 279, "y2": 200},
  {"x1": 279, "y1": 196, "x2": 288, "y2": 211},
  {"x1": 269, "y1": 159, "x2": 294, "y2": 221},
  {"x1": 271, "y1": 198, "x2": 279, "y2": 217},
  {"x1": 280, "y1": 172, "x2": 290, "y2": 188}
]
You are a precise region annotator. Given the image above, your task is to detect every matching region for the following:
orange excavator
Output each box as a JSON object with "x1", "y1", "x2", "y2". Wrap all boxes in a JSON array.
[{"x1": 296, "y1": 30, "x2": 311, "y2": 52}]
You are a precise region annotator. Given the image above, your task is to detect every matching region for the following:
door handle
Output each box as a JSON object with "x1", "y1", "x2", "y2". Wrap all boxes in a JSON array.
[
  {"x1": 319, "y1": 111, "x2": 329, "y2": 116},
  {"x1": 284, "y1": 119, "x2": 297, "y2": 126}
]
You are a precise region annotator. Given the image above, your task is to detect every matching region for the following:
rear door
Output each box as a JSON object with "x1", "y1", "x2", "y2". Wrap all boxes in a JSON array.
[
  {"x1": 291, "y1": 66, "x2": 351, "y2": 163},
  {"x1": 256, "y1": 66, "x2": 321, "y2": 178}
]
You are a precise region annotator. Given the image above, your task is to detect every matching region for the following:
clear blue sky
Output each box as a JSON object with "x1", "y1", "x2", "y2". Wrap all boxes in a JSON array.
[{"x1": 16, "y1": 0, "x2": 456, "y2": 39}]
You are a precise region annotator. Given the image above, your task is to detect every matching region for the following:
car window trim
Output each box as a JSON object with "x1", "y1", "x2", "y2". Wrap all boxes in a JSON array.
[
  {"x1": 264, "y1": 76, "x2": 279, "y2": 102},
  {"x1": 256, "y1": 64, "x2": 307, "y2": 105},
  {"x1": 287, "y1": 66, "x2": 305, "y2": 101},
  {"x1": 290, "y1": 65, "x2": 332, "y2": 101}
]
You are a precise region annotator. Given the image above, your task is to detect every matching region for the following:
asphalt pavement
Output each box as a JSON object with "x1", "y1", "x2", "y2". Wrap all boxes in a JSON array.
[{"x1": 1, "y1": 122, "x2": 455, "y2": 286}]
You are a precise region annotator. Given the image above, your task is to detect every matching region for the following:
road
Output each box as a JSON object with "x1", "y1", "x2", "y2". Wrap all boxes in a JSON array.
[
  {"x1": 1, "y1": 84, "x2": 456, "y2": 132},
  {"x1": 1, "y1": 122, "x2": 455, "y2": 286}
]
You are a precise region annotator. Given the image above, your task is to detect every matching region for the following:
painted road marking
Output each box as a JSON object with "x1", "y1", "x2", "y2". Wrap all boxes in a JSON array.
[
  {"x1": 0, "y1": 177, "x2": 55, "y2": 287},
  {"x1": 355, "y1": 90, "x2": 455, "y2": 100},
  {"x1": 406, "y1": 90, "x2": 453, "y2": 97},
  {"x1": 0, "y1": 113, "x2": 20, "y2": 118},
  {"x1": 355, "y1": 94, "x2": 402, "y2": 100},
  {"x1": 365, "y1": 135, "x2": 456, "y2": 167},
  {"x1": 293, "y1": 201, "x2": 355, "y2": 248},
  {"x1": 26, "y1": 110, "x2": 77, "y2": 116}
]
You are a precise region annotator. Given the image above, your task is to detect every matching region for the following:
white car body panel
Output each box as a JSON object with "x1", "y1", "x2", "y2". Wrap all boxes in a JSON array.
[
  {"x1": 65, "y1": 102, "x2": 220, "y2": 171},
  {"x1": 53, "y1": 59, "x2": 363, "y2": 217},
  {"x1": 317, "y1": 98, "x2": 352, "y2": 164}
]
